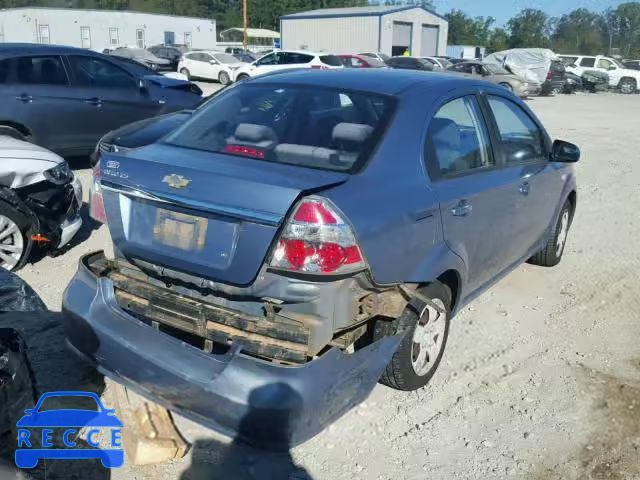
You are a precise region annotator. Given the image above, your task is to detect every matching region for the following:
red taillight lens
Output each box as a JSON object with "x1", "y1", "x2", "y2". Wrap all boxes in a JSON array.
[
  {"x1": 270, "y1": 197, "x2": 366, "y2": 274},
  {"x1": 89, "y1": 160, "x2": 107, "y2": 224},
  {"x1": 293, "y1": 201, "x2": 337, "y2": 224},
  {"x1": 225, "y1": 144, "x2": 265, "y2": 159},
  {"x1": 546, "y1": 70, "x2": 553, "y2": 80}
]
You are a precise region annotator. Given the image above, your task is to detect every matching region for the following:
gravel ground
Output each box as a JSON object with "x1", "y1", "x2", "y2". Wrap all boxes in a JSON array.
[{"x1": 10, "y1": 91, "x2": 640, "y2": 480}]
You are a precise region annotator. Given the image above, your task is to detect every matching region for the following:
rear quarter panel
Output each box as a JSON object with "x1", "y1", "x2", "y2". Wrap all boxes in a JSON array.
[{"x1": 324, "y1": 85, "x2": 466, "y2": 287}]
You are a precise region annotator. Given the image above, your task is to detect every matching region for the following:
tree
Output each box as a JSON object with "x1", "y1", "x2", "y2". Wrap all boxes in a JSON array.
[
  {"x1": 551, "y1": 8, "x2": 605, "y2": 54},
  {"x1": 487, "y1": 28, "x2": 509, "y2": 53},
  {"x1": 445, "y1": 9, "x2": 494, "y2": 45},
  {"x1": 507, "y1": 8, "x2": 551, "y2": 48}
]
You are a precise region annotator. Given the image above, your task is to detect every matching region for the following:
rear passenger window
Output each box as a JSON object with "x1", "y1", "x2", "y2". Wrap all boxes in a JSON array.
[
  {"x1": 281, "y1": 53, "x2": 313, "y2": 64},
  {"x1": 426, "y1": 96, "x2": 493, "y2": 176},
  {"x1": 320, "y1": 55, "x2": 342, "y2": 66},
  {"x1": 580, "y1": 57, "x2": 596, "y2": 67},
  {"x1": 16, "y1": 56, "x2": 68, "y2": 85},
  {"x1": 487, "y1": 96, "x2": 544, "y2": 164}
]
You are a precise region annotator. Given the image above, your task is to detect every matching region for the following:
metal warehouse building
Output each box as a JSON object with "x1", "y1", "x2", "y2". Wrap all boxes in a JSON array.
[
  {"x1": 280, "y1": 5, "x2": 448, "y2": 57},
  {"x1": 0, "y1": 7, "x2": 216, "y2": 52}
]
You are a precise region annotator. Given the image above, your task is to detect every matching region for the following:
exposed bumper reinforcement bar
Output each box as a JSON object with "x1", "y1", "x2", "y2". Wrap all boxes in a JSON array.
[{"x1": 62, "y1": 254, "x2": 402, "y2": 448}]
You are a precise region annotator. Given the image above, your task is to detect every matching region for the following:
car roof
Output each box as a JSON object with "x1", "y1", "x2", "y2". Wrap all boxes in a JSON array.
[
  {"x1": 0, "y1": 43, "x2": 102, "y2": 59},
  {"x1": 248, "y1": 69, "x2": 488, "y2": 96}
]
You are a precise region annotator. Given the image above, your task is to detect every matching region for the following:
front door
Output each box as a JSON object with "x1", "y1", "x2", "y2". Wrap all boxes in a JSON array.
[
  {"x1": 427, "y1": 95, "x2": 517, "y2": 292},
  {"x1": 484, "y1": 94, "x2": 565, "y2": 253},
  {"x1": 65, "y1": 55, "x2": 159, "y2": 150}
]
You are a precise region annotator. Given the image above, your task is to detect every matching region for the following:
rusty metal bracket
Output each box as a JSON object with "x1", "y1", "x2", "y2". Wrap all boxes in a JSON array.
[{"x1": 398, "y1": 284, "x2": 447, "y2": 316}]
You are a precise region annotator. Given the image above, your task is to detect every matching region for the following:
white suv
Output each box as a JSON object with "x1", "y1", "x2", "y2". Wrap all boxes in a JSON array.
[
  {"x1": 178, "y1": 51, "x2": 246, "y2": 85},
  {"x1": 560, "y1": 55, "x2": 640, "y2": 94},
  {"x1": 233, "y1": 50, "x2": 343, "y2": 81}
]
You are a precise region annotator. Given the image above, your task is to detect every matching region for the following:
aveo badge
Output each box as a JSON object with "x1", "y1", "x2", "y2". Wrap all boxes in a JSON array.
[{"x1": 15, "y1": 391, "x2": 124, "y2": 469}]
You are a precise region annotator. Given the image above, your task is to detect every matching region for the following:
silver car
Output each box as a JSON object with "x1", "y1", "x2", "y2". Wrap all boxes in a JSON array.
[{"x1": 446, "y1": 61, "x2": 539, "y2": 98}]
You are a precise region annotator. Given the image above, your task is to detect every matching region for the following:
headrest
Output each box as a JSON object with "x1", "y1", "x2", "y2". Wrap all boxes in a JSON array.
[
  {"x1": 233, "y1": 123, "x2": 277, "y2": 143},
  {"x1": 332, "y1": 123, "x2": 374, "y2": 144}
]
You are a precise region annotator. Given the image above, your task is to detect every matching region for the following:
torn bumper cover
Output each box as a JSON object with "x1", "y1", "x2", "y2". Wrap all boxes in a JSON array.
[{"x1": 62, "y1": 255, "x2": 402, "y2": 448}]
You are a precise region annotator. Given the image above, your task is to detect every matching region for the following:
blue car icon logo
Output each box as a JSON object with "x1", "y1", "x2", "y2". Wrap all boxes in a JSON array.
[{"x1": 15, "y1": 391, "x2": 124, "y2": 469}]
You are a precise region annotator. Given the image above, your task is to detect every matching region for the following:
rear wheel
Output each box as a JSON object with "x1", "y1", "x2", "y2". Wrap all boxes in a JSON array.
[
  {"x1": 180, "y1": 68, "x2": 191, "y2": 80},
  {"x1": 375, "y1": 282, "x2": 451, "y2": 391},
  {"x1": 619, "y1": 78, "x2": 636, "y2": 94},
  {"x1": 0, "y1": 126, "x2": 25, "y2": 140},
  {"x1": 0, "y1": 202, "x2": 32, "y2": 271},
  {"x1": 529, "y1": 200, "x2": 573, "y2": 267},
  {"x1": 236, "y1": 73, "x2": 250, "y2": 81},
  {"x1": 219, "y1": 71, "x2": 231, "y2": 85}
]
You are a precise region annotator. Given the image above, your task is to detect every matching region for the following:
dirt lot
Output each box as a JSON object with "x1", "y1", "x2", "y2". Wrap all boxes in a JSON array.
[{"x1": 8, "y1": 91, "x2": 640, "y2": 480}]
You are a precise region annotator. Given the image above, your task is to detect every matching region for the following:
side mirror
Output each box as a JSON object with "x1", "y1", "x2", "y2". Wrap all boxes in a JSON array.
[
  {"x1": 209, "y1": 59, "x2": 218, "y2": 65},
  {"x1": 551, "y1": 140, "x2": 580, "y2": 163},
  {"x1": 608, "y1": 65, "x2": 617, "y2": 71}
]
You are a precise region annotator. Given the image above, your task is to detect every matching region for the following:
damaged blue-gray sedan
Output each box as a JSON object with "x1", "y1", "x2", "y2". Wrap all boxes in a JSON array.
[{"x1": 63, "y1": 69, "x2": 579, "y2": 448}]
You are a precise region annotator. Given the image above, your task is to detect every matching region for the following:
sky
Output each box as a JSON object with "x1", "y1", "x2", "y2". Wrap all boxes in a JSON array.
[{"x1": 431, "y1": 0, "x2": 631, "y2": 26}]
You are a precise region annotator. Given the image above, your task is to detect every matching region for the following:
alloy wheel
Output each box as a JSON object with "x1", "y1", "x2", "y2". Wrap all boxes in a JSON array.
[
  {"x1": 411, "y1": 298, "x2": 447, "y2": 376},
  {"x1": 0, "y1": 215, "x2": 24, "y2": 270}
]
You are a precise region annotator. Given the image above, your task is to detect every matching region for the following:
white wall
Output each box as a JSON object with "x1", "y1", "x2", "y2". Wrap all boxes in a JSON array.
[
  {"x1": 0, "y1": 8, "x2": 216, "y2": 52},
  {"x1": 379, "y1": 8, "x2": 448, "y2": 56},
  {"x1": 281, "y1": 16, "x2": 379, "y2": 53}
]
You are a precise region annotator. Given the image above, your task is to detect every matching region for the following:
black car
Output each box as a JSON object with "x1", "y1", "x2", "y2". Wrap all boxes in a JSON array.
[
  {"x1": 386, "y1": 56, "x2": 434, "y2": 71},
  {"x1": 541, "y1": 60, "x2": 567, "y2": 96},
  {"x1": 0, "y1": 44, "x2": 202, "y2": 156},
  {"x1": 148, "y1": 45, "x2": 188, "y2": 71}
]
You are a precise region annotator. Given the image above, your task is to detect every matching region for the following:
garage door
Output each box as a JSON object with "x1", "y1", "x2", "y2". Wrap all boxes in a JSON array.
[
  {"x1": 421, "y1": 25, "x2": 439, "y2": 57},
  {"x1": 392, "y1": 22, "x2": 412, "y2": 56}
]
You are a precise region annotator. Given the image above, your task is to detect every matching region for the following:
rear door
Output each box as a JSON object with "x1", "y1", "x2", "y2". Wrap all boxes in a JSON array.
[
  {"x1": 66, "y1": 54, "x2": 159, "y2": 146},
  {"x1": 483, "y1": 94, "x2": 564, "y2": 252},
  {"x1": 427, "y1": 95, "x2": 519, "y2": 293},
  {"x1": 0, "y1": 54, "x2": 99, "y2": 153}
]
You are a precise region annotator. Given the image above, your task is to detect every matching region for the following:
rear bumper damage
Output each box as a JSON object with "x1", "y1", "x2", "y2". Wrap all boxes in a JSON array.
[{"x1": 62, "y1": 253, "x2": 401, "y2": 448}]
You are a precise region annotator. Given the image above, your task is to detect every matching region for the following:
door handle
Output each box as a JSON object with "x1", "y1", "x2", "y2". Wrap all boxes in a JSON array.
[
  {"x1": 15, "y1": 94, "x2": 33, "y2": 103},
  {"x1": 85, "y1": 97, "x2": 103, "y2": 107},
  {"x1": 519, "y1": 182, "x2": 530, "y2": 195},
  {"x1": 451, "y1": 200, "x2": 472, "y2": 217}
]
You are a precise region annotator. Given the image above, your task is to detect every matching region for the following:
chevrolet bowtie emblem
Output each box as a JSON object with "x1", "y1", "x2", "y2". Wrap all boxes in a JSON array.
[{"x1": 162, "y1": 174, "x2": 191, "y2": 189}]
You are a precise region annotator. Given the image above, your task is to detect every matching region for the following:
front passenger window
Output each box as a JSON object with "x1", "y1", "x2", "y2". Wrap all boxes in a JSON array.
[
  {"x1": 426, "y1": 96, "x2": 494, "y2": 176},
  {"x1": 257, "y1": 53, "x2": 277, "y2": 66},
  {"x1": 487, "y1": 96, "x2": 544, "y2": 164},
  {"x1": 68, "y1": 56, "x2": 136, "y2": 89}
]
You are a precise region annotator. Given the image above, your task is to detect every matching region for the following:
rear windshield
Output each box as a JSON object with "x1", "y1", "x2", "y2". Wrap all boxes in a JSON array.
[
  {"x1": 165, "y1": 83, "x2": 395, "y2": 172},
  {"x1": 320, "y1": 55, "x2": 343, "y2": 66}
]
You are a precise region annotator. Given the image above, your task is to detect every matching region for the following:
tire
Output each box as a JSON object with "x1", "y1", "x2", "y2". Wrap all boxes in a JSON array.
[
  {"x1": 180, "y1": 68, "x2": 191, "y2": 80},
  {"x1": 0, "y1": 201, "x2": 33, "y2": 271},
  {"x1": 236, "y1": 73, "x2": 250, "y2": 82},
  {"x1": 219, "y1": 71, "x2": 231, "y2": 85},
  {"x1": 374, "y1": 282, "x2": 452, "y2": 391},
  {"x1": 618, "y1": 78, "x2": 636, "y2": 94},
  {"x1": 499, "y1": 82, "x2": 513, "y2": 92},
  {"x1": 0, "y1": 126, "x2": 25, "y2": 141},
  {"x1": 529, "y1": 200, "x2": 573, "y2": 267}
]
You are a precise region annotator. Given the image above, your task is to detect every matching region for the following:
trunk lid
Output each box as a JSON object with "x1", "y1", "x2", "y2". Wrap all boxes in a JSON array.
[{"x1": 101, "y1": 144, "x2": 348, "y2": 286}]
